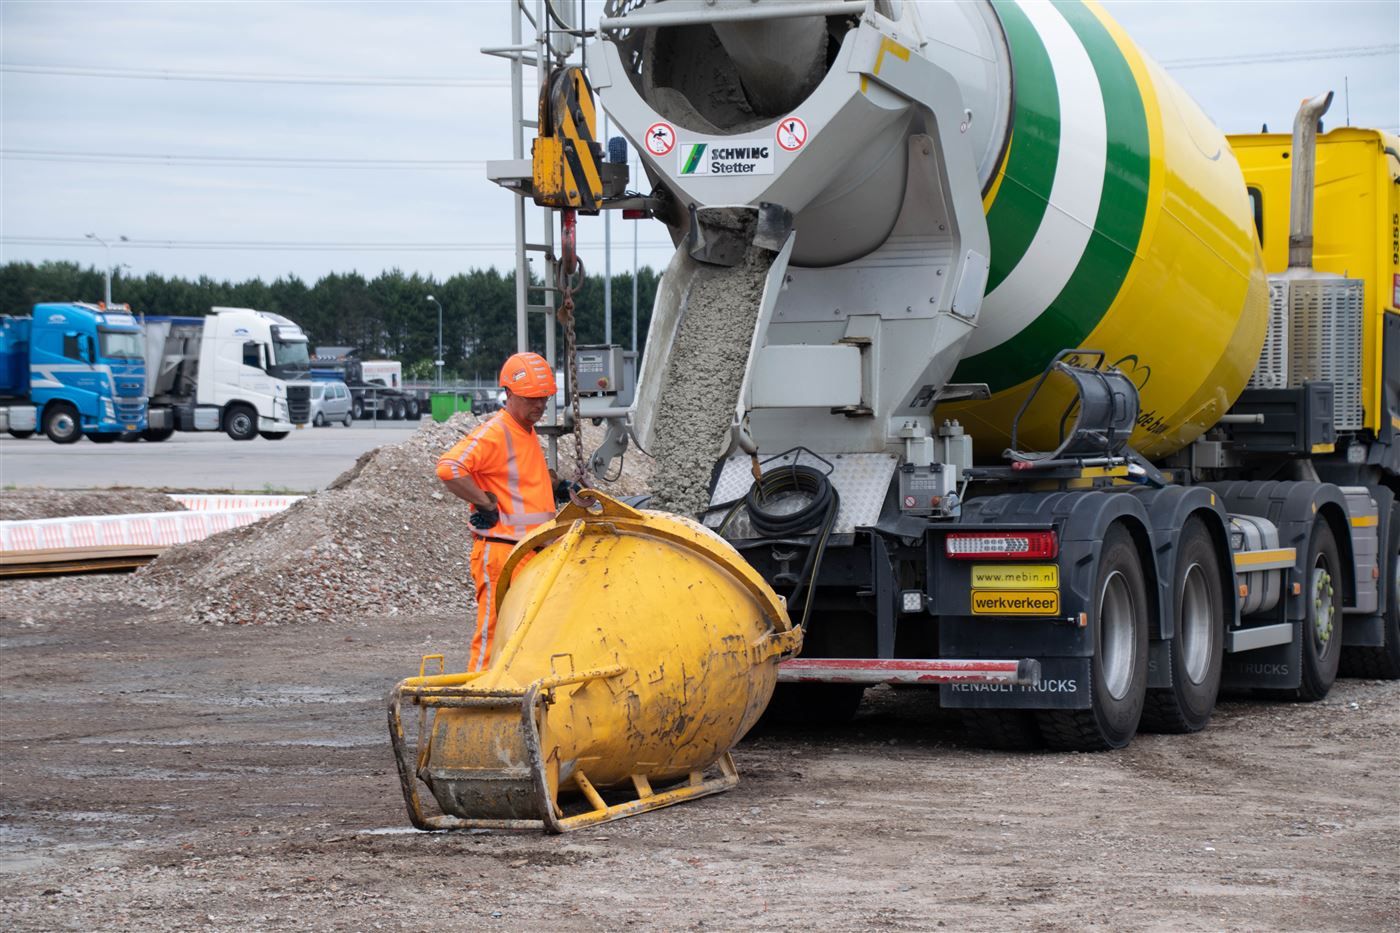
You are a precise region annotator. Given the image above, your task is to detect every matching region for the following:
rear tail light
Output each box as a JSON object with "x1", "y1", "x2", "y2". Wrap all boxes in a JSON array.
[{"x1": 945, "y1": 531, "x2": 1058, "y2": 560}]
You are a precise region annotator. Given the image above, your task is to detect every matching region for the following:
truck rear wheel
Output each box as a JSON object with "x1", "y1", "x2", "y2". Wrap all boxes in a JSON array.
[
  {"x1": 224, "y1": 405, "x2": 258, "y2": 441},
  {"x1": 1142, "y1": 517, "x2": 1224, "y2": 733},
  {"x1": 1296, "y1": 517, "x2": 1344, "y2": 700},
  {"x1": 1340, "y1": 505, "x2": 1400, "y2": 679},
  {"x1": 407, "y1": 398, "x2": 420, "y2": 419},
  {"x1": 1038, "y1": 524, "x2": 1149, "y2": 751},
  {"x1": 42, "y1": 404, "x2": 82, "y2": 444}
]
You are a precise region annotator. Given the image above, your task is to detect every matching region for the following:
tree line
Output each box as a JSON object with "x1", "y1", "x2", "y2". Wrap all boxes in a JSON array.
[{"x1": 0, "y1": 261, "x2": 663, "y2": 384}]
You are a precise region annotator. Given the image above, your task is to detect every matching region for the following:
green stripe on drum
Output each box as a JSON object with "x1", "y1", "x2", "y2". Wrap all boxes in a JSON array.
[
  {"x1": 983, "y1": 0, "x2": 1060, "y2": 295},
  {"x1": 956, "y1": 1, "x2": 1150, "y2": 394}
]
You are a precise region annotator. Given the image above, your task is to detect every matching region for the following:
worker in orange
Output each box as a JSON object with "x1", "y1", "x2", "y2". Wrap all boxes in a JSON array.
[{"x1": 437, "y1": 352, "x2": 566, "y2": 671}]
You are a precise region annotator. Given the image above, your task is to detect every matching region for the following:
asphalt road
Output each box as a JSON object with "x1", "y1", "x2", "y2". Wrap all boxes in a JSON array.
[{"x1": 0, "y1": 420, "x2": 429, "y2": 492}]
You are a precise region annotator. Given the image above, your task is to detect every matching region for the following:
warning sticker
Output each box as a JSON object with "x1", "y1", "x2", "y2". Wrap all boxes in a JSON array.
[
  {"x1": 677, "y1": 140, "x2": 773, "y2": 176},
  {"x1": 776, "y1": 116, "x2": 808, "y2": 152},
  {"x1": 971, "y1": 591, "x2": 1061, "y2": 615},
  {"x1": 971, "y1": 564, "x2": 1059, "y2": 590},
  {"x1": 645, "y1": 122, "x2": 676, "y2": 157}
]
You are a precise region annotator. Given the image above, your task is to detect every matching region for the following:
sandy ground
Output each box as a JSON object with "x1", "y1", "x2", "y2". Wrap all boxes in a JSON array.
[{"x1": 2, "y1": 595, "x2": 1396, "y2": 932}]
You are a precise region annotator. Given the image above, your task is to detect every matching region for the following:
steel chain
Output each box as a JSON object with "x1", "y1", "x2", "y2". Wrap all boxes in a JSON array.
[{"x1": 556, "y1": 210, "x2": 592, "y2": 494}]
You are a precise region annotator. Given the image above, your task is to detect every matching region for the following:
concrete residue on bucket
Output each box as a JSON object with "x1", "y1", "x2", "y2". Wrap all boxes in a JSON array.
[{"x1": 649, "y1": 213, "x2": 774, "y2": 518}]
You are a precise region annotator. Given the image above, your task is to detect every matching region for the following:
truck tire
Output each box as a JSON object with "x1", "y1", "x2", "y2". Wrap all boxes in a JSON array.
[
  {"x1": 392, "y1": 399, "x2": 406, "y2": 420},
  {"x1": 1340, "y1": 505, "x2": 1400, "y2": 680},
  {"x1": 8, "y1": 429, "x2": 35, "y2": 439},
  {"x1": 1037, "y1": 523, "x2": 1149, "y2": 751},
  {"x1": 407, "y1": 398, "x2": 421, "y2": 419},
  {"x1": 42, "y1": 404, "x2": 82, "y2": 444},
  {"x1": 259, "y1": 430, "x2": 289, "y2": 441},
  {"x1": 960, "y1": 709, "x2": 1042, "y2": 750},
  {"x1": 1295, "y1": 517, "x2": 1344, "y2": 701},
  {"x1": 352, "y1": 397, "x2": 365, "y2": 420},
  {"x1": 1141, "y1": 517, "x2": 1225, "y2": 733},
  {"x1": 224, "y1": 405, "x2": 258, "y2": 441},
  {"x1": 141, "y1": 427, "x2": 174, "y2": 442},
  {"x1": 87, "y1": 432, "x2": 119, "y2": 443}
]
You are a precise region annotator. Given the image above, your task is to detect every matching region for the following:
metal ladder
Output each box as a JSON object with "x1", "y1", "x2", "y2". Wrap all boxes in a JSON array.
[{"x1": 482, "y1": 0, "x2": 585, "y2": 469}]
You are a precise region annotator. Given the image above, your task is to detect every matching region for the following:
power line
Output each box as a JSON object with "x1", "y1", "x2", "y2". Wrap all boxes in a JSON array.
[
  {"x1": 5, "y1": 42, "x2": 1396, "y2": 86},
  {"x1": 0, "y1": 62, "x2": 508, "y2": 88},
  {"x1": 1161, "y1": 44, "x2": 1398, "y2": 70},
  {"x1": 0, "y1": 148, "x2": 485, "y2": 169},
  {"x1": 1, "y1": 236, "x2": 677, "y2": 253}
]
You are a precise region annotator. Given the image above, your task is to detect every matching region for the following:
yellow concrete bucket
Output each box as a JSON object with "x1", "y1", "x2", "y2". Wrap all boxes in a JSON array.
[{"x1": 388, "y1": 490, "x2": 800, "y2": 833}]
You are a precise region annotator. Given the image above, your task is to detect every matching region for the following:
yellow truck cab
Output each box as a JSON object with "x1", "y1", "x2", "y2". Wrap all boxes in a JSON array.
[{"x1": 1229, "y1": 126, "x2": 1400, "y2": 447}]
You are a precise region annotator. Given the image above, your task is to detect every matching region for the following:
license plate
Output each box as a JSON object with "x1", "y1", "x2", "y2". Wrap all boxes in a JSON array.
[{"x1": 971, "y1": 590, "x2": 1060, "y2": 615}]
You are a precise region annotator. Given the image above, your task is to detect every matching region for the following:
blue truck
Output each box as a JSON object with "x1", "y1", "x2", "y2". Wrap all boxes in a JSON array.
[{"x1": 0, "y1": 302, "x2": 148, "y2": 444}]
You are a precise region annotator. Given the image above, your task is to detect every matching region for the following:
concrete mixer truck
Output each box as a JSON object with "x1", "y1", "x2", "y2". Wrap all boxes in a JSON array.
[
  {"x1": 571, "y1": 0, "x2": 1396, "y2": 749},
  {"x1": 389, "y1": 0, "x2": 1396, "y2": 834}
]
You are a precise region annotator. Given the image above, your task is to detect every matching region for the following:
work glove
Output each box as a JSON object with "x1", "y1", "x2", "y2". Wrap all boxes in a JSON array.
[
  {"x1": 553, "y1": 477, "x2": 582, "y2": 505},
  {"x1": 470, "y1": 493, "x2": 499, "y2": 531}
]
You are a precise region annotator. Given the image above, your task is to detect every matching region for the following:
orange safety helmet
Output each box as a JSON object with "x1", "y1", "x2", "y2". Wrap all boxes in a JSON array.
[{"x1": 498, "y1": 352, "x2": 556, "y2": 398}]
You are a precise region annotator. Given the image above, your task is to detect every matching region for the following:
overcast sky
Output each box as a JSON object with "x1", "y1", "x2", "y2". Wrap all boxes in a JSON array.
[{"x1": 1, "y1": 0, "x2": 1396, "y2": 293}]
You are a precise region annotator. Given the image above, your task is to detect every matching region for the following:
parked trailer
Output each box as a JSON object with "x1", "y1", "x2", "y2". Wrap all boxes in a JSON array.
[
  {"x1": 141, "y1": 308, "x2": 311, "y2": 441},
  {"x1": 0, "y1": 302, "x2": 147, "y2": 444},
  {"x1": 309, "y1": 353, "x2": 427, "y2": 421}
]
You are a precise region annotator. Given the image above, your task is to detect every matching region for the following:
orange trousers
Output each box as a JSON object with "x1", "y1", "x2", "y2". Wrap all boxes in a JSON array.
[{"x1": 467, "y1": 537, "x2": 514, "y2": 672}]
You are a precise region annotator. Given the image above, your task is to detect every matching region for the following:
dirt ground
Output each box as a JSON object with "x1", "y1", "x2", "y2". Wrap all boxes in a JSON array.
[{"x1": 2, "y1": 590, "x2": 1397, "y2": 932}]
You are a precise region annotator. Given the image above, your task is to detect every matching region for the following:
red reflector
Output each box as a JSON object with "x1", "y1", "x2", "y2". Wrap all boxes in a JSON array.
[
  {"x1": 622, "y1": 209, "x2": 648, "y2": 220},
  {"x1": 945, "y1": 531, "x2": 1058, "y2": 559}
]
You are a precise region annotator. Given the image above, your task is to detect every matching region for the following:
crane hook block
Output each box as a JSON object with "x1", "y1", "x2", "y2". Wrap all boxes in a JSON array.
[{"x1": 532, "y1": 65, "x2": 627, "y2": 211}]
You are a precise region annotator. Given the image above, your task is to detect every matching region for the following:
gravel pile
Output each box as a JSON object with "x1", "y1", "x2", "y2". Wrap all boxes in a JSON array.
[
  {"x1": 123, "y1": 412, "x2": 652, "y2": 626},
  {"x1": 0, "y1": 489, "x2": 186, "y2": 522}
]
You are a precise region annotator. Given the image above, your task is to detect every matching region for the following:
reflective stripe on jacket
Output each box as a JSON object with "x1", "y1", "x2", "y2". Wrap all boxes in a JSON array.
[{"x1": 436, "y1": 412, "x2": 555, "y2": 541}]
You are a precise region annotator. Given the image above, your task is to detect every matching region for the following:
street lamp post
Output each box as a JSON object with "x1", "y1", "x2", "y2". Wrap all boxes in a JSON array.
[
  {"x1": 425, "y1": 295, "x2": 444, "y2": 387},
  {"x1": 85, "y1": 233, "x2": 128, "y2": 305}
]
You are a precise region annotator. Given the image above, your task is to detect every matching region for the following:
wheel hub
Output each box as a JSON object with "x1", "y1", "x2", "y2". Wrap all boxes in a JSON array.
[
  {"x1": 1311, "y1": 566, "x2": 1335, "y2": 646},
  {"x1": 1180, "y1": 563, "x2": 1212, "y2": 684},
  {"x1": 1100, "y1": 570, "x2": 1135, "y2": 700}
]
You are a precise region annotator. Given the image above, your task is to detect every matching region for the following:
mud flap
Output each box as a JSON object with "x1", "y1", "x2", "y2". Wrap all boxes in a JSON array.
[
  {"x1": 1221, "y1": 631, "x2": 1302, "y2": 690},
  {"x1": 939, "y1": 657, "x2": 1090, "y2": 709}
]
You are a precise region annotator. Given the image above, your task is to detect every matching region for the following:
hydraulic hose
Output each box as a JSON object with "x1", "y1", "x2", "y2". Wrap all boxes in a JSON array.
[
  {"x1": 720, "y1": 464, "x2": 840, "y2": 632},
  {"x1": 745, "y1": 465, "x2": 834, "y2": 536}
]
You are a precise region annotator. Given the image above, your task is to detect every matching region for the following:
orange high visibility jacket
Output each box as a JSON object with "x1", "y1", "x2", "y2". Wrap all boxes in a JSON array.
[{"x1": 436, "y1": 412, "x2": 556, "y2": 542}]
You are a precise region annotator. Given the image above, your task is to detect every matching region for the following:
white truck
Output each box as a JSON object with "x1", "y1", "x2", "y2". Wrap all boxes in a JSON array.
[{"x1": 140, "y1": 307, "x2": 312, "y2": 441}]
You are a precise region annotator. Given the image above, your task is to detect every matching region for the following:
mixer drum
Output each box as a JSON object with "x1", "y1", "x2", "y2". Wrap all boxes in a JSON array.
[{"x1": 935, "y1": 0, "x2": 1270, "y2": 458}]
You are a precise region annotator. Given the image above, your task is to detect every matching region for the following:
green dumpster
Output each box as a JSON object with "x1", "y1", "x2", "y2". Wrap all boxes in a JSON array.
[{"x1": 431, "y1": 392, "x2": 472, "y2": 422}]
